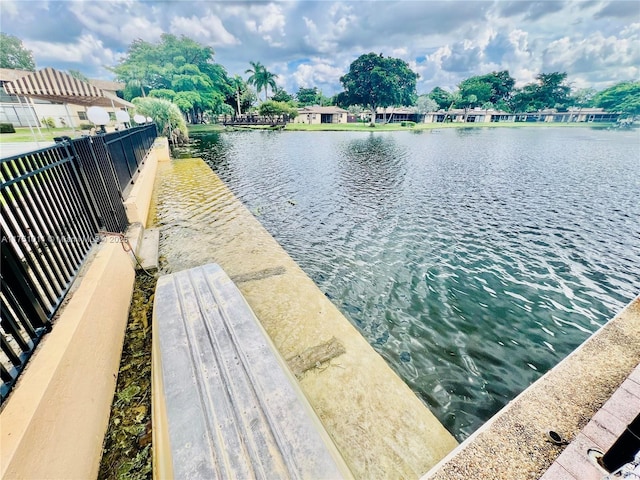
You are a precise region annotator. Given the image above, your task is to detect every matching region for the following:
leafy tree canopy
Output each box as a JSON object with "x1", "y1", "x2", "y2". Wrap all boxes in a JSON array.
[
  {"x1": 339, "y1": 53, "x2": 418, "y2": 126},
  {"x1": 594, "y1": 82, "x2": 640, "y2": 118},
  {"x1": 271, "y1": 87, "x2": 293, "y2": 103},
  {"x1": 428, "y1": 87, "x2": 453, "y2": 110},
  {"x1": 296, "y1": 87, "x2": 320, "y2": 106},
  {"x1": 415, "y1": 95, "x2": 438, "y2": 114},
  {"x1": 111, "y1": 34, "x2": 232, "y2": 123},
  {"x1": 510, "y1": 72, "x2": 571, "y2": 112},
  {"x1": 0, "y1": 33, "x2": 35, "y2": 71},
  {"x1": 258, "y1": 100, "x2": 298, "y2": 120}
]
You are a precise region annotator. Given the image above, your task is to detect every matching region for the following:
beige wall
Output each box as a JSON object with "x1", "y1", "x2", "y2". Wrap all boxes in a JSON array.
[{"x1": 0, "y1": 138, "x2": 168, "y2": 480}]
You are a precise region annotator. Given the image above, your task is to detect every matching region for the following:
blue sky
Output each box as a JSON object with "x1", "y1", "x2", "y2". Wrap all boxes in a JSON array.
[{"x1": 1, "y1": 0, "x2": 638, "y2": 95}]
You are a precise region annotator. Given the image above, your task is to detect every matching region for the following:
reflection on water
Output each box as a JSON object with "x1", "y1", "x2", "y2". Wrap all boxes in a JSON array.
[{"x1": 177, "y1": 128, "x2": 640, "y2": 440}]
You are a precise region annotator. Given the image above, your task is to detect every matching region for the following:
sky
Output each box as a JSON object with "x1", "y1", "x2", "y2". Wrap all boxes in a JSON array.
[{"x1": 1, "y1": 0, "x2": 639, "y2": 96}]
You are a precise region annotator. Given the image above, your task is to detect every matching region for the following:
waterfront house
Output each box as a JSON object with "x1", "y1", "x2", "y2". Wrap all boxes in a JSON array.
[
  {"x1": 294, "y1": 106, "x2": 348, "y2": 124},
  {"x1": 0, "y1": 67, "x2": 132, "y2": 128},
  {"x1": 375, "y1": 107, "x2": 424, "y2": 123}
]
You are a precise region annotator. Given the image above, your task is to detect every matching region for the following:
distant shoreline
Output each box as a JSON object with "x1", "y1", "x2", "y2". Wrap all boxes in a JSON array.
[{"x1": 188, "y1": 121, "x2": 620, "y2": 134}]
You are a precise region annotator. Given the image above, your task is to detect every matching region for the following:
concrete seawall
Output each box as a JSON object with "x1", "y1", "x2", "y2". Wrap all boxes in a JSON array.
[{"x1": 150, "y1": 156, "x2": 458, "y2": 478}]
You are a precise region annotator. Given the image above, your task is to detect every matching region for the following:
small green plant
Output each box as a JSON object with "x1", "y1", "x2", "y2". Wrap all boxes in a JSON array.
[
  {"x1": 41, "y1": 117, "x2": 56, "y2": 129},
  {"x1": 0, "y1": 123, "x2": 16, "y2": 133},
  {"x1": 401, "y1": 121, "x2": 416, "y2": 127}
]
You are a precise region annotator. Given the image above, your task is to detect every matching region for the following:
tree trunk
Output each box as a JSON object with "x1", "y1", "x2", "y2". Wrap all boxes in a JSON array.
[
  {"x1": 369, "y1": 106, "x2": 376, "y2": 127},
  {"x1": 236, "y1": 89, "x2": 242, "y2": 116}
]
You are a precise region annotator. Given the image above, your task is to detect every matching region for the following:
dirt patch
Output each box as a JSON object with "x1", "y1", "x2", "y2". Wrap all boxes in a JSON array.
[{"x1": 98, "y1": 273, "x2": 156, "y2": 480}]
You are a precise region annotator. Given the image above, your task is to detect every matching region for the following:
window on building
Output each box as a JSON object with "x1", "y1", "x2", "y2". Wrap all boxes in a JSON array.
[{"x1": 78, "y1": 111, "x2": 88, "y2": 120}]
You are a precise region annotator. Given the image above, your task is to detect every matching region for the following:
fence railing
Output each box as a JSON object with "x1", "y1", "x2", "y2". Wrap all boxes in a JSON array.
[{"x1": 0, "y1": 124, "x2": 157, "y2": 402}]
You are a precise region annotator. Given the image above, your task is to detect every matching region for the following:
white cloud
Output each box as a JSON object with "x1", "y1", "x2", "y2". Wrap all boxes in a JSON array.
[
  {"x1": 0, "y1": 0, "x2": 19, "y2": 18},
  {"x1": 25, "y1": 34, "x2": 118, "y2": 67},
  {"x1": 292, "y1": 60, "x2": 344, "y2": 89},
  {"x1": 69, "y1": 1, "x2": 163, "y2": 44},
  {"x1": 170, "y1": 14, "x2": 239, "y2": 46}
]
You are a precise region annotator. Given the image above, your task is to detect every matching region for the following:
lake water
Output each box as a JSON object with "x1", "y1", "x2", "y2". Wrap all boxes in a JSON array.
[{"x1": 189, "y1": 127, "x2": 640, "y2": 440}]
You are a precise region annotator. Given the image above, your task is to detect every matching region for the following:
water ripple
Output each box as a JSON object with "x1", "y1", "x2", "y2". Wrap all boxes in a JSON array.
[{"x1": 179, "y1": 128, "x2": 640, "y2": 440}]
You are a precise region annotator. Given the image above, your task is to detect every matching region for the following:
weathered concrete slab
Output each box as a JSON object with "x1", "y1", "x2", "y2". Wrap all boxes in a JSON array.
[
  {"x1": 136, "y1": 228, "x2": 159, "y2": 271},
  {"x1": 152, "y1": 263, "x2": 352, "y2": 479}
]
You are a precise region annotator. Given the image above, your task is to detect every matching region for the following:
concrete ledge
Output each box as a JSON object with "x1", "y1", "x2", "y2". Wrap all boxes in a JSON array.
[
  {"x1": 124, "y1": 137, "x2": 170, "y2": 227},
  {"x1": 422, "y1": 295, "x2": 640, "y2": 480},
  {"x1": 0, "y1": 241, "x2": 136, "y2": 479}
]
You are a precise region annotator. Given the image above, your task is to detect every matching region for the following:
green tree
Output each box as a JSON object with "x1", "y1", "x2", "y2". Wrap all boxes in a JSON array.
[
  {"x1": 0, "y1": 33, "x2": 35, "y2": 71},
  {"x1": 511, "y1": 72, "x2": 571, "y2": 112},
  {"x1": 458, "y1": 78, "x2": 492, "y2": 107},
  {"x1": 296, "y1": 87, "x2": 326, "y2": 106},
  {"x1": 112, "y1": 34, "x2": 232, "y2": 122},
  {"x1": 594, "y1": 82, "x2": 640, "y2": 118},
  {"x1": 570, "y1": 88, "x2": 597, "y2": 110},
  {"x1": 427, "y1": 87, "x2": 453, "y2": 110},
  {"x1": 258, "y1": 100, "x2": 298, "y2": 122},
  {"x1": 415, "y1": 95, "x2": 438, "y2": 114},
  {"x1": 339, "y1": 53, "x2": 418, "y2": 126},
  {"x1": 271, "y1": 87, "x2": 293, "y2": 103},
  {"x1": 245, "y1": 61, "x2": 278, "y2": 101}
]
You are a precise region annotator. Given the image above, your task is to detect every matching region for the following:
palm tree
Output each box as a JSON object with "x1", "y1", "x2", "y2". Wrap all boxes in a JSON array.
[{"x1": 245, "y1": 61, "x2": 278, "y2": 102}]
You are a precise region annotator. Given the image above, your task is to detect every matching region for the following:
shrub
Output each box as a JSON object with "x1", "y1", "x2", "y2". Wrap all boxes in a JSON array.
[
  {"x1": 401, "y1": 121, "x2": 416, "y2": 127},
  {"x1": 41, "y1": 117, "x2": 56, "y2": 128},
  {"x1": 132, "y1": 97, "x2": 188, "y2": 139},
  {"x1": 0, "y1": 123, "x2": 16, "y2": 133},
  {"x1": 79, "y1": 123, "x2": 93, "y2": 130}
]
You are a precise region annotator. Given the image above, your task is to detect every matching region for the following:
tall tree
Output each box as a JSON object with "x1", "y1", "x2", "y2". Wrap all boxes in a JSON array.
[
  {"x1": 594, "y1": 82, "x2": 640, "y2": 118},
  {"x1": 570, "y1": 87, "x2": 597, "y2": 110},
  {"x1": 339, "y1": 53, "x2": 418, "y2": 126},
  {"x1": 0, "y1": 33, "x2": 35, "y2": 71},
  {"x1": 511, "y1": 72, "x2": 571, "y2": 112},
  {"x1": 296, "y1": 87, "x2": 321, "y2": 106},
  {"x1": 415, "y1": 95, "x2": 438, "y2": 114},
  {"x1": 271, "y1": 87, "x2": 293, "y2": 103},
  {"x1": 112, "y1": 34, "x2": 232, "y2": 122},
  {"x1": 245, "y1": 61, "x2": 278, "y2": 101},
  {"x1": 428, "y1": 87, "x2": 453, "y2": 110}
]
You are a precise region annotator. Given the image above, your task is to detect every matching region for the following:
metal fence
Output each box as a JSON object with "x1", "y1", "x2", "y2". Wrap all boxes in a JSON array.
[{"x1": 0, "y1": 124, "x2": 157, "y2": 402}]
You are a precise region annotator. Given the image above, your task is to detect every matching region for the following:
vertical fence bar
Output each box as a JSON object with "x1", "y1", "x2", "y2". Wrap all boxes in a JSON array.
[{"x1": 1, "y1": 124, "x2": 157, "y2": 401}]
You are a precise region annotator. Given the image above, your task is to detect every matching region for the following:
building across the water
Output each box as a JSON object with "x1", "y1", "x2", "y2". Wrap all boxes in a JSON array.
[{"x1": 293, "y1": 106, "x2": 348, "y2": 124}]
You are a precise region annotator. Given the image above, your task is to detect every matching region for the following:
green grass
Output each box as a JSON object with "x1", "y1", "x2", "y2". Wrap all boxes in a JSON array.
[{"x1": 0, "y1": 127, "x2": 82, "y2": 143}]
